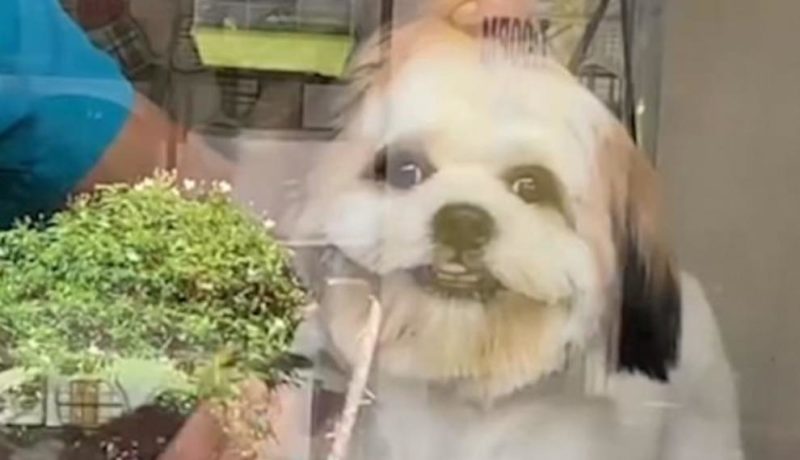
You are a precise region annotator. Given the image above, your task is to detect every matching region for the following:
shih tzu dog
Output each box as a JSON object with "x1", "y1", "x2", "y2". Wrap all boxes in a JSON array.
[{"x1": 283, "y1": 8, "x2": 744, "y2": 460}]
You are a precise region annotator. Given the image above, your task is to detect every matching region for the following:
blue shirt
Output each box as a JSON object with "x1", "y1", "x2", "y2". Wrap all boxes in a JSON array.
[{"x1": 0, "y1": 0, "x2": 134, "y2": 229}]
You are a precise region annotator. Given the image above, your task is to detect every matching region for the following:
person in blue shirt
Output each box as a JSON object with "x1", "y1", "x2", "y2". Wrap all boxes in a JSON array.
[{"x1": 0, "y1": 0, "x2": 231, "y2": 230}]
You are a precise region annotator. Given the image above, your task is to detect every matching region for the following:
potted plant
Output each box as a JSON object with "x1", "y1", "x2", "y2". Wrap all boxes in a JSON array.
[{"x1": 0, "y1": 172, "x2": 307, "y2": 458}]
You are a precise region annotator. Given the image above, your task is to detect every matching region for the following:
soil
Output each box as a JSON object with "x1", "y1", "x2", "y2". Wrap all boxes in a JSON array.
[{"x1": 58, "y1": 405, "x2": 186, "y2": 460}]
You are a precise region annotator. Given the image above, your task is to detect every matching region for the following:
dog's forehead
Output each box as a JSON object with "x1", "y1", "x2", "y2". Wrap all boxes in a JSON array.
[{"x1": 355, "y1": 45, "x2": 611, "y2": 190}]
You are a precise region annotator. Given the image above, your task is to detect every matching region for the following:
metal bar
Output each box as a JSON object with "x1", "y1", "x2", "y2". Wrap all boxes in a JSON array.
[
  {"x1": 380, "y1": 0, "x2": 394, "y2": 60},
  {"x1": 380, "y1": 0, "x2": 393, "y2": 28},
  {"x1": 568, "y1": 0, "x2": 612, "y2": 72},
  {"x1": 619, "y1": 0, "x2": 638, "y2": 142}
]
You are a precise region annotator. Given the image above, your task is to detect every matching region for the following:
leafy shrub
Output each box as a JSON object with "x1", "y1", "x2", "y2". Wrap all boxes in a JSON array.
[{"x1": 0, "y1": 173, "x2": 306, "y2": 413}]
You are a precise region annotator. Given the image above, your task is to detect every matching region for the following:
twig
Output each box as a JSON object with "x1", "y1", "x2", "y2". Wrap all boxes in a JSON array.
[{"x1": 326, "y1": 296, "x2": 382, "y2": 460}]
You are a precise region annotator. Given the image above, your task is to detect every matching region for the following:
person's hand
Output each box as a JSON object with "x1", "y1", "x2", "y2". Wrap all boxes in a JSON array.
[
  {"x1": 157, "y1": 401, "x2": 227, "y2": 460},
  {"x1": 159, "y1": 378, "x2": 270, "y2": 460},
  {"x1": 160, "y1": 379, "x2": 307, "y2": 460}
]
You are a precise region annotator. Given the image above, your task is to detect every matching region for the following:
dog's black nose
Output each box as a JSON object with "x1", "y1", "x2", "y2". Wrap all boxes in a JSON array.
[{"x1": 433, "y1": 203, "x2": 495, "y2": 251}]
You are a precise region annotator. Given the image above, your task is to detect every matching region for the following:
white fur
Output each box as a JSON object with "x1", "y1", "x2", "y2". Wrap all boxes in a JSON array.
[
  {"x1": 288, "y1": 274, "x2": 743, "y2": 460},
  {"x1": 354, "y1": 49, "x2": 605, "y2": 197}
]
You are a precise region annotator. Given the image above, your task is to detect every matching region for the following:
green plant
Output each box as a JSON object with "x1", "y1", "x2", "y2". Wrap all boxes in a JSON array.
[{"x1": 0, "y1": 172, "x2": 306, "y2": 417}]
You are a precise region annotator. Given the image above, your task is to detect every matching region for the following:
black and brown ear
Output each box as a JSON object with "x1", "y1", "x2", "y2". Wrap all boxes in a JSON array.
[{"x1": 610, "y1": 131, "x2": 682, "y2": 382}]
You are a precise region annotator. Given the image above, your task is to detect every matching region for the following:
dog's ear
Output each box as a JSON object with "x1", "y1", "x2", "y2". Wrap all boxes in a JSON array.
[{"x1": 607, "y1": 128, "x2": 682, "y2": 382}]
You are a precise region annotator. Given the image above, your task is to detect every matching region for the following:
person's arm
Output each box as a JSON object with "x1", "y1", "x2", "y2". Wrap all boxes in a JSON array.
[
  {"x1": 76, "y1": 93, "x2": 234, "y2": 193},
  {"x1": 0, "y1": 0, "x2": 232, "y2": 228}
]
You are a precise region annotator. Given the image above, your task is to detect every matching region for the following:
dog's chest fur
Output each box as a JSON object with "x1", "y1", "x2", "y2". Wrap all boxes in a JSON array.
[{"x1": 342, "y1": 372, "x2": 669, "y2": 460}]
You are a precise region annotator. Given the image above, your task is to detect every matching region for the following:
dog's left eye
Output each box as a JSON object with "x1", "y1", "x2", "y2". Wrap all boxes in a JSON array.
[
  {"x1": 505, "y1": 166, "x2": 562, "y2": 206},
  {"x1": 364, "y1": 147, "x2": 434, "y2": 189},
  {"x1": 512, "y1": 177, "x2": 540, "y2": 202}
]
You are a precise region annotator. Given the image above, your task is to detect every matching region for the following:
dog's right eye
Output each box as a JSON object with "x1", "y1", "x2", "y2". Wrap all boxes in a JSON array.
[{"x1": 364, "y1": 147, "x2": 434, "y2": 190}]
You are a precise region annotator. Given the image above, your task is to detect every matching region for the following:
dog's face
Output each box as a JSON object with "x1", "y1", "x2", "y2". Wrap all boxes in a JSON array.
[{"x1": 291, "y1": 20, "x2": 680, "y2": 401}]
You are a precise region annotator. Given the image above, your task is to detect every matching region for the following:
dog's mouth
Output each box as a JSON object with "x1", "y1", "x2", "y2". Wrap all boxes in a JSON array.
[
  {"x1": 410, "y1": 251, "x2": 504, "y2": 301},
  {"x1": 318, "y1": 245, "x2": 504, "y2": 302}
]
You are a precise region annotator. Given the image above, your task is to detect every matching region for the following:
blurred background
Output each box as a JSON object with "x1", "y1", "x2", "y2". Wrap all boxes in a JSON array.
[{"x1": 658, "y1": 1, "x2": 800, "y2": 458}]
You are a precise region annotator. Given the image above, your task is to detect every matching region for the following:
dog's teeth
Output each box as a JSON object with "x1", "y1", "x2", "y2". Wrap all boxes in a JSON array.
[
  {"x1": 440, "y1": 274, "x2": 480, "y2": 283},
  {"x1": 439, "y1": 263, "x2": 468, "y2": 274}
]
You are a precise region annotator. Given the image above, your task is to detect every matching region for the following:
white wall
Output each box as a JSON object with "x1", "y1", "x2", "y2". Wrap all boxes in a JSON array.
[{"x1": 658, "y1": 1, "x2": 800, "y2": 458}]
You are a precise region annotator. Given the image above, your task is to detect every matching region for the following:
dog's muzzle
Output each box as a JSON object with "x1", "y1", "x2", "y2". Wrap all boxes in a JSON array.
[{"x1": 411, "y1": 203, "x2": 502, "y2": 300}]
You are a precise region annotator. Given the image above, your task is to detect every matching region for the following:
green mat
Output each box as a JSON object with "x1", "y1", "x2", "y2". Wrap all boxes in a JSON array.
[{"x1": 192, "y1": 26, "x2": 355, "y2": 77}]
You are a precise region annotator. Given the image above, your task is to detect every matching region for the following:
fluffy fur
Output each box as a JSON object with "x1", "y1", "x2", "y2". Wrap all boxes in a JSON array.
[{"x1": 282, "y1": 15, "x2": 743, "y2": 460}]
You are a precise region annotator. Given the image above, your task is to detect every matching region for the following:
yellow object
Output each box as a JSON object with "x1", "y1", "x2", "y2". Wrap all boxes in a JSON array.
[{"x1": 192, "y1": 26, "x2": 355, "y2": 77}]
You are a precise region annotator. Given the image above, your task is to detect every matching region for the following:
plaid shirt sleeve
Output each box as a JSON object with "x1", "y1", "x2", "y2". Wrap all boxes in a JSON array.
[
  {"x1": 85, "y1": 13, "x2": 155, "y2": 80},
  {"x1": 60, "y1": 0, "x2": 156, "y2": 80}
]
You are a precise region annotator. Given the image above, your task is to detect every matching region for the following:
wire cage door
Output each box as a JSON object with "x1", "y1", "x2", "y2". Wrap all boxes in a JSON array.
[{"x1": 554, "y1": 0, "x2": 666, "y2": 158}]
